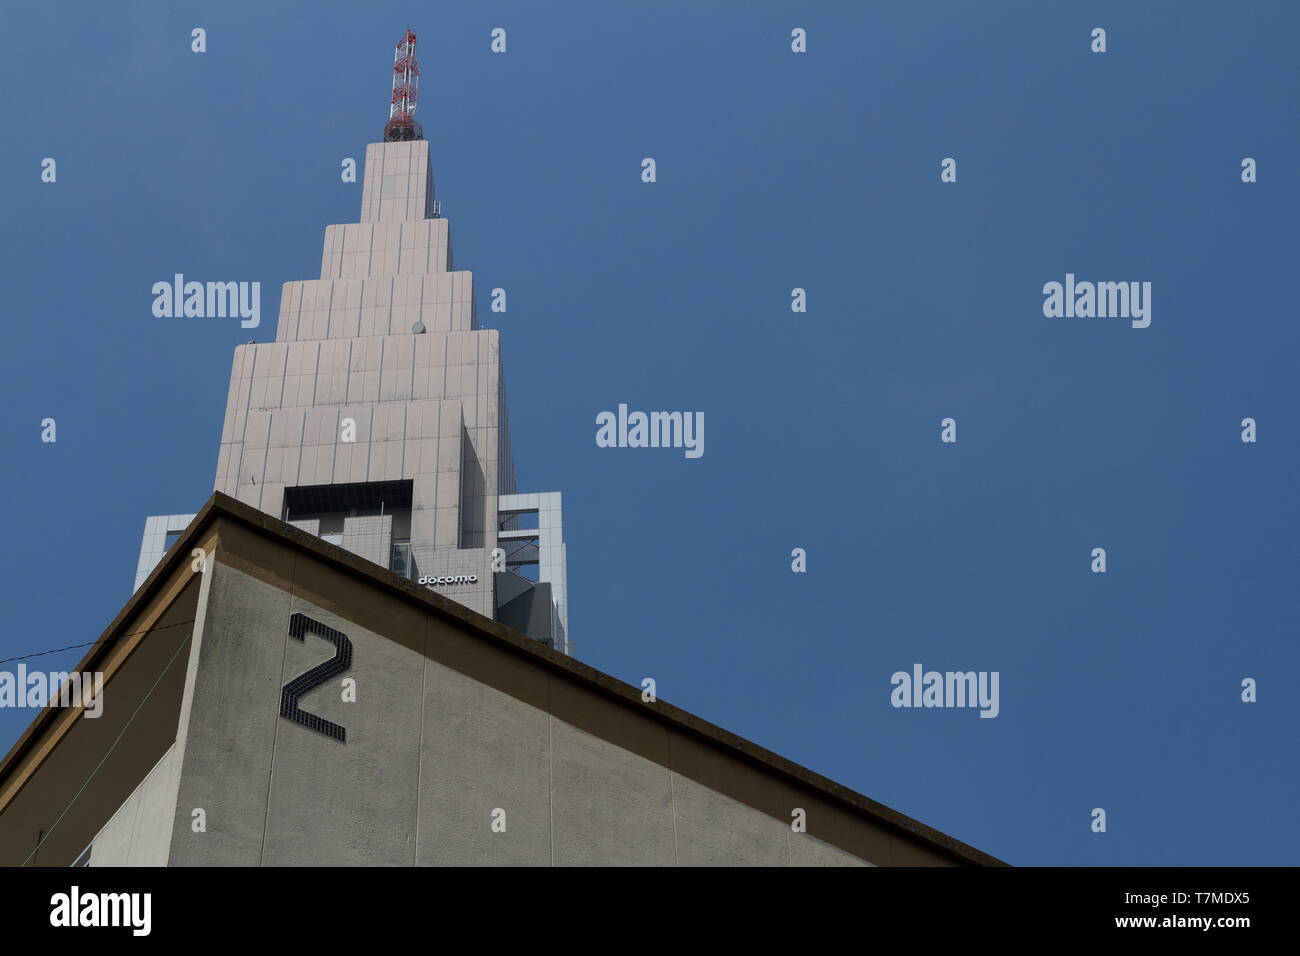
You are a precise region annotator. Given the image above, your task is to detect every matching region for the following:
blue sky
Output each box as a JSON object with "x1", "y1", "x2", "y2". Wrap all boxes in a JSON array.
[{"x1": 2, "y1": 1, "x2": 1297, "y2": 865}]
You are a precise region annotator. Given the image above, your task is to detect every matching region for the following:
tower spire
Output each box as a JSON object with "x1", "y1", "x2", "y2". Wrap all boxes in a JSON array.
[{"x1": 383, "y1": 29, "x2": 423, "y2": 142}]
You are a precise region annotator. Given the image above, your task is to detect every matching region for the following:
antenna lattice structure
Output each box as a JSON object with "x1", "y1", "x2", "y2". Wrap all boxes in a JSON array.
[{"x1": 383, "y1": 29, "x2": 423, "y2": 142}]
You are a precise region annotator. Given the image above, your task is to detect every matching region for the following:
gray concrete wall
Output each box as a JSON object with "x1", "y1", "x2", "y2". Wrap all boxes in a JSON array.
[
  {"x1": 87, "y1": 744, "x2": 181, "y2": 867},
  {"x1": 167, "y1": 557, "x2": 290, "y2": 866},
  {"x1": 165, "y1": 556, "x2": 877, "y2": 866}
]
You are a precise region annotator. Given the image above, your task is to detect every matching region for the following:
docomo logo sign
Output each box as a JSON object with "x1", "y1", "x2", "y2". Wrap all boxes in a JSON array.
[{"x1": 418, "y1": 574, "x2": 478, "y2": 586}]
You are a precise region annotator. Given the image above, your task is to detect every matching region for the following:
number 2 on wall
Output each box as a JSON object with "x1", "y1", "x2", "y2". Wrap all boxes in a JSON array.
[{"x1": 280, "y1": 612, "x2": 353, "y2": 742}]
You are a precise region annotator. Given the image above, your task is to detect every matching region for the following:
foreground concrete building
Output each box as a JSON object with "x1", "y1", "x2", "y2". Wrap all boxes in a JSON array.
[
  {"x1": 135, "y1": 133, "x2": 568, "y2": 654},
  {"x1": 0, "y1": 494, "x2": 1002, "y2": 866}
]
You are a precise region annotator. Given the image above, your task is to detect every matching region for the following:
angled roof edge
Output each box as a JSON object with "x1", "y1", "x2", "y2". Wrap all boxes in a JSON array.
[{"x1": 0, "y1": 490, "x2": 1007, "y2": 867}]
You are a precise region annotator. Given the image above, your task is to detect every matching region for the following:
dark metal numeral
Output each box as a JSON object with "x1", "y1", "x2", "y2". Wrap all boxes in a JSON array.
[{"x1": 280, "y1": 612, "x2": 353, "y2": 742}]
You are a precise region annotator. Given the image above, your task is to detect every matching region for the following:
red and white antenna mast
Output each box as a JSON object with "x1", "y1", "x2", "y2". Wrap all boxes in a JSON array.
[{"x1": 384, "y1": 29, "x2": 423, "y2": 142}]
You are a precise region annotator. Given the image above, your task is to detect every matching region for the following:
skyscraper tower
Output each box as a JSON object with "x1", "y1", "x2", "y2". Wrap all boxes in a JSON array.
[{"x1": 136, "y1": 30, "x2": 569, "y2": 654}]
